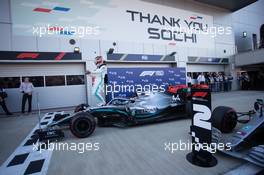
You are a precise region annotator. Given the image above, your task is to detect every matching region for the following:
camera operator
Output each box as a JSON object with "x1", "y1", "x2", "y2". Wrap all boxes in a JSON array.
[{"x1": 0, "y1": 83, "x2": 12, "y2": 116}]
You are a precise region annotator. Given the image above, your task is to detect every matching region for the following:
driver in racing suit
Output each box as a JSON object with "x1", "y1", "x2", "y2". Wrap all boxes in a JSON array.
[{"x1": 86, "y1": 56, "x2": 107, "y2": 106}]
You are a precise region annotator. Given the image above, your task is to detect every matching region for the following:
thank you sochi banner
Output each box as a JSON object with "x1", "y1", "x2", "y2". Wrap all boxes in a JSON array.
[
  {"x1": 107, "y1": 67, "x2": 186, "y2": 101},
  {"x1": 11, "y1": 0, "x2": 215, "y2": 48}
]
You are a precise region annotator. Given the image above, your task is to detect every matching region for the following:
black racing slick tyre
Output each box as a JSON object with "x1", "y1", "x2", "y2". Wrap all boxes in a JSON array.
[
  {"x1": 70, "y1": 112, "x2": 96, "y2": 138},
  {"x1": 74, "y1": 104, "x2": 89, "y2": 113},
  {"x1": 212, "y1": 106, "x2": 237, "y2": 133}
]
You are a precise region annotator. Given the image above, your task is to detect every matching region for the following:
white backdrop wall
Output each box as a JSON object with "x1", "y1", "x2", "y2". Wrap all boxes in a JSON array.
[{"x1": 0, "y1": 0, "x2": 236, "y2": 64}]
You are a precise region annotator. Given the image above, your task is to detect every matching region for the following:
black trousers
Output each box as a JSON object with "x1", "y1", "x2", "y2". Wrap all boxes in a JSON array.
[
  {"x1": 22, "y1": 94, "x2": 32, "y2": 113},
  {"x1": 0, "y1": 100, "x2": 10, "y2": 114}
]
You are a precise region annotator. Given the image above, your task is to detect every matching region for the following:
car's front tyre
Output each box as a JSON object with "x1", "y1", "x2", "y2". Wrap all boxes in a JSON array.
[{"x1": 70, "y1": 112, "x2": 96, "y2": 138}]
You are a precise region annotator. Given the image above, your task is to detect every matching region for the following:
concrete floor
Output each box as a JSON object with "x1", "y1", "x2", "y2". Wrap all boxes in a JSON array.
[
  {"x1": 0, "y1": 113, "x2": 37, "y2": 165},
  {"x1": 0, "y1": 91, "x2": 263, "y2": 175}
]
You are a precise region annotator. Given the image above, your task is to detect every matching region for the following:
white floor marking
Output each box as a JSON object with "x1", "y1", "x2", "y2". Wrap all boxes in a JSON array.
[{"x1": 0, "y1": 112, "x2": 64, "y2": 175}]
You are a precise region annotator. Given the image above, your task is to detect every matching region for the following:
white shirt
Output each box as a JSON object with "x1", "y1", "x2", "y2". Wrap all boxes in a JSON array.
[
  {"x1": 197, "y1": 75, "x2": 205, "y2": 83},
  {"x1": 187, "y1": 76, "x2": 192, "y2": 83},
  {"x1": 219, "y1": 75, "x2": 223, "y2": 82},
  {"x1": 209, "y1": 77, "x2": 214, "y2": 83},
  {"x1": 20, "y1": 82, "x2": 34, "y2": 93}
]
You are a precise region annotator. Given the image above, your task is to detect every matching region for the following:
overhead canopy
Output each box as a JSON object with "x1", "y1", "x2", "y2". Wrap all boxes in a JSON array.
[{"x1": 194, "y1": 0, "x2": 258, "y2": 11}]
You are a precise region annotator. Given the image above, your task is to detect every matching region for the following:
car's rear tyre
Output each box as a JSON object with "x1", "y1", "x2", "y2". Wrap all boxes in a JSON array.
[
  {"x1": 212, "y1": 106, "x2": 237, "y2": 133},
  {"x1": 70, "y1": 112, "x2": 96, "y2": 138},
  {"x1": 74, "y1": 104, "x2": 89, "y2": 113}
]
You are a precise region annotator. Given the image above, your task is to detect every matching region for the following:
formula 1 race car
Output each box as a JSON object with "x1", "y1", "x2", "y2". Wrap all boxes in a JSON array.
[
  {"x1": 38, "y1": 85, "x2": 197, "y2": 140},
  {"x1": 211, "y1": 99, "x2": 264, "y2": 167}
]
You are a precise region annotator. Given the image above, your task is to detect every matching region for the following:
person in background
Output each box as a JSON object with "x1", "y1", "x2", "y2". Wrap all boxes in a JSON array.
[
  {"x1": 244, "y1": 72, "x2": 250, "y2": 90},
  {"x1": 218, "y1": 72, "x2": 224, "y2": 91},
  {"x1": 237, "y1": 72, "x2": 243, "y2": 90},
  {"x1": 186, "y1": 73, "x2": 192, "y2": 87},
  {"x1": 20, "y1": 77, "x2": 34, "y2": 114},
  {"x1": 228, "y1": 74, "x2": 233, "y2": 91},
  {"x1": 0, "y1": 83, "x2": 12, "y2": 115},
  {"x1": 223, "y1": 73, "x2": 228, "y2": 91},
  {"x1": 205, "y1": 72, "x2": 210, "y2": 85},
  {"x1": 197, "y1": 72, "x2": 205, "y2": 84},
  {"x1": 214, "y1": 72, "x2": 220, "y2": 92},
  {"x1": 241, "y1": 72, "x2": 247, "y2": 90},
  {"x1": 208, "y1": 73, "x2": 215, "y2": 92}
]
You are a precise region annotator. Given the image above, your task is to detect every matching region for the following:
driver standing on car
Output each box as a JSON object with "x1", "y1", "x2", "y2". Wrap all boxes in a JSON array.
[{"x1": 86, "y1": 56, "x2": 107, "y2": 106}]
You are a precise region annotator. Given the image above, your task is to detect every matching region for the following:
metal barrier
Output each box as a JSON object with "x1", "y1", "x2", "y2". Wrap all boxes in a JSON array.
[{"x1": 208, "y1": 81, "x2": 233, "y2": 92}]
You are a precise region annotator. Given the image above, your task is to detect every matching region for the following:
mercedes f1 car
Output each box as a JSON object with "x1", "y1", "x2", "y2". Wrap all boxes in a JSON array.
[
  {"x1": 38, "y1": 85, "x2": 198, "y2": 140},
  {"x1": 211, "y1": 99, "x2": 264, "y2": 167}
]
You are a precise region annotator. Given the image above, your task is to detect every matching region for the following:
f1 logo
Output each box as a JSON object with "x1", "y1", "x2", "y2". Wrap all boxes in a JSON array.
[
  {"x1": 17, "y1": 53, "x2": 39, "y2": 59},
  {"x1": 139, "y1": 71, "x2": 164, "y2": 77}
]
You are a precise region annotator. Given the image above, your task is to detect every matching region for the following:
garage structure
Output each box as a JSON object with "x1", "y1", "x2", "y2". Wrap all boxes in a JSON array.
[
  {"x1": 0, "y1": 0, "x2": 263, "y2": 111},
  {"x1": 1, "y1": 0, "x2": 239, "y2": 112},
  {"x1": 0, "y1": 61, "x2": 87, "y2": 113},
  {"x1": 187, "y1": 63, "x2": 226, "y2": 73},
  {"x1": 107, "y1": 62, "x2": 176, "y2": 68},
  {"x1": 234, "y1": 49, "x2": 264, "y2": 90},
  {"x1": 106, "y1": 53, "x2": 177, "y2": 68}
]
